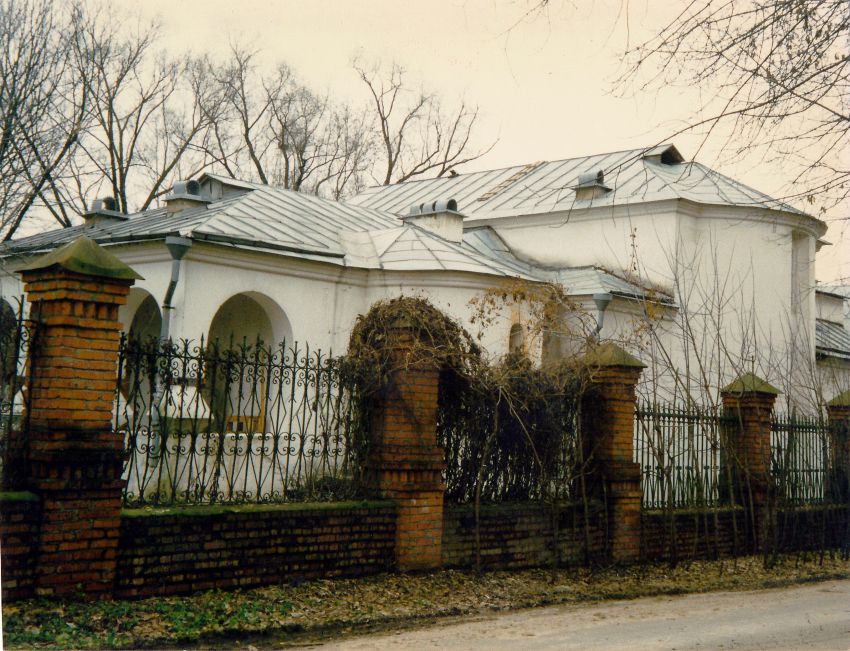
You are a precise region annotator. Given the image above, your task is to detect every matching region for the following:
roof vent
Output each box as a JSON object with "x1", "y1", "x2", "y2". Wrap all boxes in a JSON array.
[
  {"x1": 642, "y1": 144, "x2": 684, "y2": 166},
  {"x1": 409, "y1": 199, "x2": 458, "y2": 216},
  {"x1": 402, "y1": 198, "x2": 464, "y2": 243},
  {"x1": 165, "y1": 179, "x2": 211, "y2": 213},
  {"x1": 84, "y1": 196, "x2": 129, "y2": 225},
  {"x1": 572, "y1": 169, "x2": 612, "y2": 200}
]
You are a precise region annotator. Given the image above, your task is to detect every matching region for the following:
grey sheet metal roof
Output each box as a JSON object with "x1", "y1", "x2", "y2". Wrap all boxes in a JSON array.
[
  {"x1": 554, "y1": 267, "x2": 672, "y2": 302},
  {"x1": 347, "y1": 144, "x2": 811, "y2": 221},
  {"x1": 339, "y1": 226, "x2": 542, "y2": 279},
  {"x1": 0, "y1": 172, "x2": 676, "y2": 295},
  {"x1": 816, "y1": 319, "x2": 850, "y2": 361},
  {"x1": 0, "y1": 185, "x2": 541, "y2": 281},
  {"x1": 0, "y1": 186, "x2": 400, "y2": 261},
  {"x1": 462, "y1": 227, "x2": 672, "y2": 302}
]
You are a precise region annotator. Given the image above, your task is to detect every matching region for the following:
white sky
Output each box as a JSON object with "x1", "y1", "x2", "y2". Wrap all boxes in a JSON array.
[{"x1": 114, "y1": 0, "x2": 848, "y2": 284}]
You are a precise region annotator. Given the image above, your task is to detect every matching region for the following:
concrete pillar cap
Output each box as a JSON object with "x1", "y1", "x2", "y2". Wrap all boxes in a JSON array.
[
  {"x1": 582, "y1": 342, "x2": 645, "y2": 369},
  {"x1": 827, "y1": 389, "x2": 850, "y2": 407},
  {"x1": 721, "y1": 372, "x2": 780, "y2": 396},
  {"x1": 20, "y1": 236, "x2": 143, "y2": 281}
]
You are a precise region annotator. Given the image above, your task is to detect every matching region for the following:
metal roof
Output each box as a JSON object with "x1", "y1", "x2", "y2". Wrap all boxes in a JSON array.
[
  {"x1": 340, "y1": 226, "x2": 542, "y2": 279},
  {"x1": 0, "y1": 186, "x2": 400, "y2": 261},
  {"x1": 816, "y1": 319, "x2": 850, "y2": 360},
  {"x1": 0, "y1": 172, "x2": 674, "y2": 295},
  {"x1": 461, "y1": 227, "x2": 671, "y2": 302},
  {"x1": 347, "y1": 144, "x2": 813, "y2": 222},
  {"x1": 0, "y1": 186, "x2": 543, "y2": 281}
]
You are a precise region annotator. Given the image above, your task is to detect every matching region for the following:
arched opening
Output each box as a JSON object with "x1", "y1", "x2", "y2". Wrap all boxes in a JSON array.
[
  {"x1": 129, "y1": 294, "x2": 163, "y2": 342},
  {"x1": 206, "y1": 293, "x2": 292, "y2": 433},
  {"x1": 508, "y1": 323, "x2": 525, "y2": 353},
  {"x1": 0, "y1": 298, "x2": 24, "y2": 418},
  {"x1": 207, "y1": 292, "x2": 292, "y2": 348}
]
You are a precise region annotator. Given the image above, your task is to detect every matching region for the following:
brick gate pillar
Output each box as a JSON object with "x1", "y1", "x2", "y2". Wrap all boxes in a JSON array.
[
  {"x1": 826, "y1": 390, "x2": 850, "y2": 503},
  {"x1": 581, "y1": 343, "x2": 645, "y2": 563},
  {"x1": 21, "y1": 236, "x2": 139, "y2": 598},
  {"x1": 720, "y1": 373, "x2": 779, "y2": 550},
  {"x1": 365, "y1": 320, "x2": 445, "y2": 571}
]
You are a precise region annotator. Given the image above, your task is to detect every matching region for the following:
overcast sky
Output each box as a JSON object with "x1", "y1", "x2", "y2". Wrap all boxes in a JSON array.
[{"x1": 115, "y1": 0, "x2": 848, "y2": 284}]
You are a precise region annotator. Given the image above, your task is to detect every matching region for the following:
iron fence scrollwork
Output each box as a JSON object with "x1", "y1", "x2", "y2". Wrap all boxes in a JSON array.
[{"x1": 116, "y1": 335, "x2": 364, "y2": 506}]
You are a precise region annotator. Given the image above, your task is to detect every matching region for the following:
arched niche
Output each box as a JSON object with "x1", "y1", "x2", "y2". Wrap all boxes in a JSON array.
[
  {"x1": 207, "y1": 292, "x2": 292, "y2": 348},
  {"x1": 508, "y1": 323, "x2": 525, "y2": 353},
  {"x1": 0, "y1": 298, "x2": 19, "y2": 379},
  {"x1": 205, "y1": 292, "x2": 292, "y2": 433},
  {"x1": 120, "y1": 288, "x2": 163, "y2": 342}
]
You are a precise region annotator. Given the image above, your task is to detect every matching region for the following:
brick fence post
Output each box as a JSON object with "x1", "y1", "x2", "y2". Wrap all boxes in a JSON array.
[
  {"x1": 365, "y1": 320, "x2": 445, "y2": 571},
  {"x1": 720, "y1": 373, "x2": 779, "y2": 551},
  {"x1": 20, "y1": 236, "x2": 139, "y2": 598},
  {"x1": 581, "y1": 342, "x2": 645, "y2": 563},
  {"x1": 826, "y1": 390, "x2": 850, "y2": 504}
]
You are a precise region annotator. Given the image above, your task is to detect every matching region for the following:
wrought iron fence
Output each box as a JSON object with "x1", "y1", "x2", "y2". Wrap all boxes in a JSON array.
[
  {"x1": 437, "y1": 368, "x2": 582, "y2": 504},
  {"x1": 771, "y1": 412, "x2": 829, "y2": 505},
  {"x1": 634, "y1": 401, "x2": 731, "y2": 509},
  {"x1": 116, "y1": 336, "x2": 364, "y2": 506},
  {"x1": 0, "y1": 298, "x2": 34, "y2": 489}
]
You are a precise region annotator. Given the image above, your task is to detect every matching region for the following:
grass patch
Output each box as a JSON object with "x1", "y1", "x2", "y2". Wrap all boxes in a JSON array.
[{"x1": 3, "y1": 554, "x2": 848, "y2": 649}]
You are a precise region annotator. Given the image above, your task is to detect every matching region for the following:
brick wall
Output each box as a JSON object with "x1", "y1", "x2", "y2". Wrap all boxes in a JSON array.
[
  {"x1": 0, "y1": 492, "x2": 41, "y2": 600},
  {"x1": 115, "y1": 501, "x2": 396, "y2": 598},
  {"x1": 642, "y1": 504, "x2": 848, "y2": 561},
  {"x1": 442, "y1": 502, "x2": 606, "y2": 570},
  {"x1": 642, "y1": 507, "x2": 745, "y2": 560}
]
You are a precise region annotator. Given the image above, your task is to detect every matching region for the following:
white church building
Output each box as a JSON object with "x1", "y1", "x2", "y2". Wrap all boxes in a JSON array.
[{"x1": 1, "y1": 144, "x2": 847, "y2": 407}]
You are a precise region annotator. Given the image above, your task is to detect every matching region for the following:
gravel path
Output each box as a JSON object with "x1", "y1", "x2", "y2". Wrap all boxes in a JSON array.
[{"x1": 310, "y1": 579, "x2": 850, "y2": 650}]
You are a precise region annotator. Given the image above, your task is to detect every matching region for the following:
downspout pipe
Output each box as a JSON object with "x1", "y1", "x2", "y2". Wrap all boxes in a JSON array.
[
  {"x1": 160, "y1": 235, "x2": 192, "y2": 341},
  {"x1": 592, "y1": 292, "x2": 613, "y2": 337}
]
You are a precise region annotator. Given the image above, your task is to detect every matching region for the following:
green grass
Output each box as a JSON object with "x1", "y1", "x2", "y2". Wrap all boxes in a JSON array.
[{"x1": 3, "y1": 589, "x2": 293, "y2": 649}]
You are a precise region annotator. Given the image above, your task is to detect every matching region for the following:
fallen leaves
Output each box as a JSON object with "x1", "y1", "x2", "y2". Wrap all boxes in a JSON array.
[{"x1": 3, "y1": 554, "x2": 848, "y2": 649}]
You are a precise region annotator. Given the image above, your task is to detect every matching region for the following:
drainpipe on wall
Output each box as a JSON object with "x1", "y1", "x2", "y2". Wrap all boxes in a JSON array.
[{"x1": 159, "y1": 235, "x2": 192, "y2": 341}]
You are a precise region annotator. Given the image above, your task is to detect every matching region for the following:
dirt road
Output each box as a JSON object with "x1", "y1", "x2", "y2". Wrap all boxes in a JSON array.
[{"x1": 309, "y1": 579, "x2": 850, "y2": 650}]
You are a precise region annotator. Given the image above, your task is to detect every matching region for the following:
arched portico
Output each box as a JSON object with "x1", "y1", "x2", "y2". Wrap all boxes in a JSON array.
[
  {"x1": 206, "y1": 292, "x2": 293, "y2": 434},
  {"x1": 120, "y1": 288, "x2": 163, "y2": 341},
  {"x1": 207, "y1": 292, "x2": 292, "y2": 348}
]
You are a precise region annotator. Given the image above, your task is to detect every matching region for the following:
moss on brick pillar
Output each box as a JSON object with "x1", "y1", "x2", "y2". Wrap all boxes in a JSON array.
[
  {"x1": 581, "y1": 342, "x2": 644, "y2": 563},
  {"x1": 20, "y1": 236, "x2": 140, "y2": 599},
  {"x1": 826, "y1": 390, "x2": 850, "y2": 504},
  {"x1": 365, "y1": 321, "x2": 445, "y2": 571},
  {"x1": 720, "y1": 372, "x2": 779, "y2": 552}
]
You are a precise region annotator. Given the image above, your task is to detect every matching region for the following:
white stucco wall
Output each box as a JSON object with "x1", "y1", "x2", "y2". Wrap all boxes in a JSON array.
[{"x1": 485, "y1": 199, "x2": 824, "y2": 404}]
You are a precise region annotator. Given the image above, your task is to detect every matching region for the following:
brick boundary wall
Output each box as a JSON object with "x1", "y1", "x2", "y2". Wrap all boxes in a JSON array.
[
  {"x1": 0, "y1": 492, "x2": 41, "y2": 600},
  {"x1": 115, "y1": 501, "x2": 397, "y2": 598},
  {"x1": 641, "y1": 504, "x2": 848, "y2": 561},
  {"x1": 442, "y1": 503, "x2": 606, "y2": 570}
]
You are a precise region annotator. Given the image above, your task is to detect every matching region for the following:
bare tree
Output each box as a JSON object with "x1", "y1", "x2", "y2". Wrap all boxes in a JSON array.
[
  {"x1": 355, "y1": 60, "x2": 494, "y2": 185},
  {"x1": 202, "y1": 47, "x2": 372, "y2": 198},
  {"x1": 74, "y1": 14, "x2": 220, "y2": 214},
  {"x1": 616, "y1": 1, "x2": 849, "y2": 215},
  {"x1": 0, "y1": 0, "x2": 92, "y2": 239}
]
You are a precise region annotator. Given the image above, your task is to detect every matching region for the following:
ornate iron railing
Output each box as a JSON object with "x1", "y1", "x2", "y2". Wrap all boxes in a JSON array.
[
  {"x1": 0, "y1": 297, "x2": 34, "y2": 489},
  {"x1": 437, "y1": 369, "x2": 582, "y2": 504},
  {"x1": 116, "y1": 336, "x2": 365, "y2": 506},
  {"x1": 634, "y1": 401, "x2": 731, "y2": 509},
  {"x1": 771, "y1": 412, "x2": 829, "y2": 505}
]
